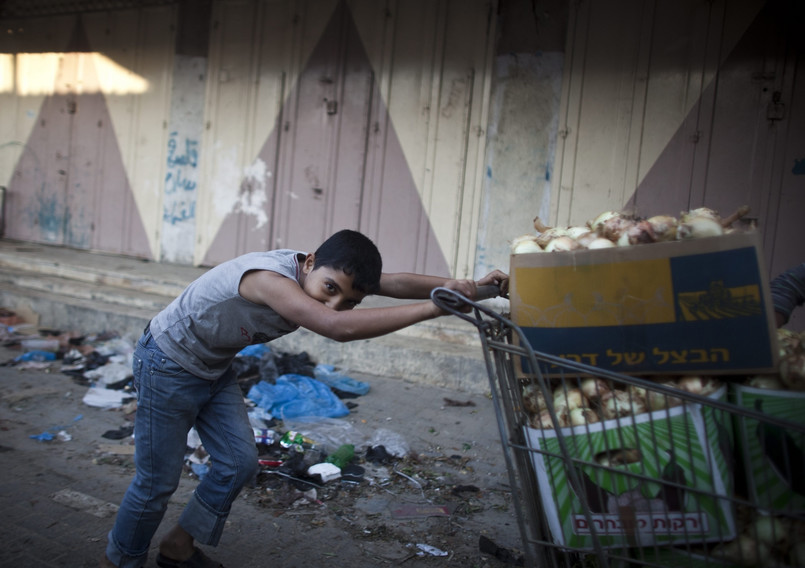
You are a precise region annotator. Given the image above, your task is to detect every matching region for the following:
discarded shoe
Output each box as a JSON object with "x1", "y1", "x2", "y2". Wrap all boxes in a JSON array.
[{"x1": 156, "y1": 547, "x2": 224, "y2": 568}]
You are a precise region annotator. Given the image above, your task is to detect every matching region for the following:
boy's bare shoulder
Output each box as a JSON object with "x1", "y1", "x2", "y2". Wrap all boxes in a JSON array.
[{"x1": 239, "y1": 269, "x2": 299, "y2": 305}]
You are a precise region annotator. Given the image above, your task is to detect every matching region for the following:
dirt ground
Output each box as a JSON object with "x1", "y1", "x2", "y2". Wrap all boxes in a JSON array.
[{"x1": 0, "y1": 334, "x2": 527, "y2": 568}]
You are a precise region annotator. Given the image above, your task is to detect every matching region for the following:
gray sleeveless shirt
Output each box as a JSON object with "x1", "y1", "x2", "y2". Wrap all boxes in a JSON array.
[{"x1": 149, "y1": 249, "x2": 304, "y2": 380}]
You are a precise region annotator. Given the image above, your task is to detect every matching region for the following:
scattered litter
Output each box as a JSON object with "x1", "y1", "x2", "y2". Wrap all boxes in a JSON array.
[
  {"x1": 29, "y1": 414, "x2": 83, "y2": 442},
  {"x1": 14, "y1": 350, "x2": 56, "y2": 363},
  {"x1": 247, "y1": 374, "x2": 350, "y2": 420},
  {"x1": 102, "y1": 425, "x2": 134, "y2": 440},
  {"x1": 83, "y1": 361, "x2": 133, "y2": 387},
  {"x1": 366, "y1": 429, "x2": 409, "y2": 458},
  {"x1": 51, "y1": 488, "x2": 119, "y2": 518},
  {"x1": 443, "y1": 397, "x2": 476, "y2": 407},
  {"x1": 391, "y1": 504, "x2": 450, "y2": 520},
  {"x1": 307, "y1": 462, "x2": 341, "y2": 483},
  {"x1": 415, "y1": 543, "x2": 449, "y2": 557},
  {"x1": 478, "y1": 535, "x2": 525, "y2": 565},
  {"x1": 314, "y1": 364, "x2": 370, "y2": 396},
  {"x1": 82, "y1": 386, "x2": 134, "y2": 409}
]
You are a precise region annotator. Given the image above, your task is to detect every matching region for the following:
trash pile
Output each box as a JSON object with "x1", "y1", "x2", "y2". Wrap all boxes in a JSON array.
[{"x1": 1, "y1": 315, "x2": 523, "y2": 565}]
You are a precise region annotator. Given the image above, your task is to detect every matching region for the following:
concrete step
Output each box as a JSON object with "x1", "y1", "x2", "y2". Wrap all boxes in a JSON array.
[{"x1": 0, "y1": 239, "x2": 501, "y2": 393}]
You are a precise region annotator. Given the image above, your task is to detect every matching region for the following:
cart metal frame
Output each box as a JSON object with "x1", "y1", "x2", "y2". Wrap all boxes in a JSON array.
[{"x1": 432, "y1": 287, "x2": 805, "y2": 568}]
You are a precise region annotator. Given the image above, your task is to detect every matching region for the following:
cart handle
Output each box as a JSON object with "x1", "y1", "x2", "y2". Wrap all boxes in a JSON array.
[{"x1": 431, "y1": 285, "x2": 502, "y2": 322}]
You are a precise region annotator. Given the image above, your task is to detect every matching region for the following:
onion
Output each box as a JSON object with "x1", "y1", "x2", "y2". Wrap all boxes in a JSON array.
[
  {"x1": 586, "y1": 237, "x2": 616, "y2": 250},
  {"x1": 600, "y1": 389, "x2": 647, "y2": 419},
  {"x1": 621, "y1": 220, "x2": 656, "y2": 245},
  {"x1": 536, "y1": 227, "x2": 570, "y2": 248},
  {"x1": 580, "y1": 378, "x2": 611, "y2": 400},
  {"x1": 676, "y1": 376, "x2": 704, "y2": 394},
  {"x1": 647, "y1": 215, "x2": 678, "y2": 241},
  {"x1": 676, "y1": 216, "x2": 724, "y2": 239},
  {"x1": 565, "y1": 226, "x2": 592, "y2": 240},
  {"x1": 747, "y1": 374, "x2": 785, "y2": 390},
  {"x1": 511, "y1": 235, "x2": 543, "y2": 254},
  {"x1": 569, "y1": 407, "x2": 599, "y2": 426},
  {"x1": 751, "y1": 514, "x2": 788, "y2": 548},
  {"x1": 681, "y1": 207, "x2": 721, "y2": 225},
  {"x1": 711, "y1": 534, "x2": 770, "y2": 566},
  {"x1": 543, "y1": 236, "x2": 581, "y2": 252},
  {"x1": 533, "y1": 216, "x2": 552, "y2": 233},
  {"x1": 779, "y1": 353, "x2": 805, "y2": 391},
  {"x1": 595, "y1": 448, "x2": 641, "y2": 466},
  {"x1": 529, "y1": 408, "x2": 568, "y2": 429},
  {"x1": 646, "y1": 382, "x2": 684, "y2": 411},
  {"x1": 600, "y1": 215, "x2": 638, "y2": 242},
  {"x1": 588, "y1": 210, "x2": 621, "y2": 233},
  {"x1": 522, "y1": 383, "x2": 547, "y2": 414},
  {"x1": 574, "y1": 231, "x2": 599, "y2": 248},
  {"x1": 553, "y1": 387, "x2": 585, "y2": 412}
]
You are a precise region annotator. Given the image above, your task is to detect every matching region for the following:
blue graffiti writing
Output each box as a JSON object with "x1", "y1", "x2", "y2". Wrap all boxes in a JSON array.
[
  {"x1": 167, "y1": 132, "x2": 198, "y2": 168},
  {"x1": 165, "y1": 169, "x2": 197, "y2": 194},
  {"x1": 163, "y1": 199, "x2": 196, "y2": 224},
  {"x1": 164, "y1": 132, "x2": 199, "y2": 225}
]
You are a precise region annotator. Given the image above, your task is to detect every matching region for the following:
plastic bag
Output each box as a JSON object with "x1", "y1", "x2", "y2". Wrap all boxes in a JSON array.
[
  {"x1": 247, "y1": 374, "x2": 349, "y2": 420},
  {"x1": 314, "y1": 364, "x2": 370, "y2": 396},
  {"x1": 282, "y1": 417, "x2": 368, "y2": 453},
  {"x1": 367, "y1": 428, "x2": 410, "y2": 457}
]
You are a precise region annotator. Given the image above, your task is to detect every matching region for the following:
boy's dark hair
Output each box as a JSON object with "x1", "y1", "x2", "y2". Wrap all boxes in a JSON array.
[{"x1": 313, "y1": 230, "x2": 382, "y2": 294}]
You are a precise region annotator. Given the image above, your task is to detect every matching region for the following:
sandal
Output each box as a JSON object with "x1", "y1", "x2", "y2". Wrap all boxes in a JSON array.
[{"x1": 156, "y1": 547, "x2": 224, "y2": 568}]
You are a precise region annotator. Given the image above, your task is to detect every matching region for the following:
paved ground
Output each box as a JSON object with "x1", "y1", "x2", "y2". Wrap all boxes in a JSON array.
[{"x1": 0, "y1": 335, "x2": 526, "y2": 568}]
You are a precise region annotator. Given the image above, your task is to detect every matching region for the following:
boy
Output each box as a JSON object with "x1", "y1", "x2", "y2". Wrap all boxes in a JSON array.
[{"x1": 101, "y1": 229, "x2": 508, "y2": 568}]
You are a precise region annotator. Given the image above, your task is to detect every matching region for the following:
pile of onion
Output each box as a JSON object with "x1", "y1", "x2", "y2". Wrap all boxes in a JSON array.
[
  {"x1": 707, "y1": 509, "x2": 805, "y2": 567},
  {"x1": 511, "y1": 205, "x2": 751, "y2": 255},
  {"x1": 743, "y1": 328, "x2": 805, "y2": 391},
  {"x1": 524, "y1": 375, "x2": 722, "y2": 430}
]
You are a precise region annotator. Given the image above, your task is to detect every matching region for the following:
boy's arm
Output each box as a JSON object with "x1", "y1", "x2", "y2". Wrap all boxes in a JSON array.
[
  {"x1": 379, "y1": 270, "x2": 509, "y2": 299},
  {"x1": 241, "y1": 270, "x2": 445, "y2": 342}
]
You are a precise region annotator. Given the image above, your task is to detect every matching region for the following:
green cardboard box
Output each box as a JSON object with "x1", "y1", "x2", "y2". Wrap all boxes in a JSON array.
[
  {"x1": 523, "y1": 387, "x2": 735, "y2": 550},
  {"x1": 731, "y1": 385, "x2": 805, "y2": 514}
]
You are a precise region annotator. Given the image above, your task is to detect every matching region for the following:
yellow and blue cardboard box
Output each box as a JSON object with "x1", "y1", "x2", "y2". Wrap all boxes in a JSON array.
[{"x1": 509, "y1": 232, "x2": 778, "y2": 375}]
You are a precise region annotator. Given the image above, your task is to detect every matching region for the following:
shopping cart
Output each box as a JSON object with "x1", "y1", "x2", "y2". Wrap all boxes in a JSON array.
[{"x1": 431, "y1": 287, "x2": 805, "y2": 568}]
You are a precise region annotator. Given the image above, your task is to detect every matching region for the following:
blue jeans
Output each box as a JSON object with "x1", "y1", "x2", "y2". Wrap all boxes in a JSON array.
[{"x1": 105, "y1": 327, "x2": 258, "y2": 568}]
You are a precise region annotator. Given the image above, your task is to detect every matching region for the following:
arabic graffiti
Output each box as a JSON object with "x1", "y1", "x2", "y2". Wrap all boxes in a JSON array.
[{"x1": 163, "y1": 131, "x2": 198, "y2": 224}]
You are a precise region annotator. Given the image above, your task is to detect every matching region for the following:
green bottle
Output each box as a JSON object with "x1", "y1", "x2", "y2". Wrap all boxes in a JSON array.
[{"x1": 325, "y1": 444, "x2": 355, "y2": 469}]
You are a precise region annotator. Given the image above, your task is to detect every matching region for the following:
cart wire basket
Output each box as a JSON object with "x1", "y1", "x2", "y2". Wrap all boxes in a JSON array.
[{"x1": 431, "y1": 287, "x2": 805, "y2": 568}]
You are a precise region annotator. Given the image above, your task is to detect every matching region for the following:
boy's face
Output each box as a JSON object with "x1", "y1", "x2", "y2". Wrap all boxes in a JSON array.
[{"x1": 302, "y1": 254, "x2": 366, "y2": 311}]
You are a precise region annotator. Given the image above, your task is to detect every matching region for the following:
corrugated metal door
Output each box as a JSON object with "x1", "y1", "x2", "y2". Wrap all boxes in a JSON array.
[
  {"x1": 554, "y1": 0, "x2": 804, "y2": 282},
  {"x1": 1, "y1": 8, "x2": 173, "y2": 259},
  {"x1": 272, "y1": 0, "x2": 371, "y2": 253},
  {"x1": 199, "y1": 0, "x2": 495, "y2": 276}
]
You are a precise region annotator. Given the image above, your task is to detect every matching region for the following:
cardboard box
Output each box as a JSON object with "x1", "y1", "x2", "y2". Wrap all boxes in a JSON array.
[
  {"x1": 523, "y1": 386, "x2": 735, "y2": 550},
  {"x1": 510, "y1": 232, "x2": 777, "y2": 375},
  {"x1": 731, "y1": 385, "x2": 805, "y2": 513}
]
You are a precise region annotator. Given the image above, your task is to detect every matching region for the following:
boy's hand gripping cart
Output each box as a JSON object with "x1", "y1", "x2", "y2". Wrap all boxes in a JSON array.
[{"x1": 431, "y1": 287, "x2": 805, "y2": 568}]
